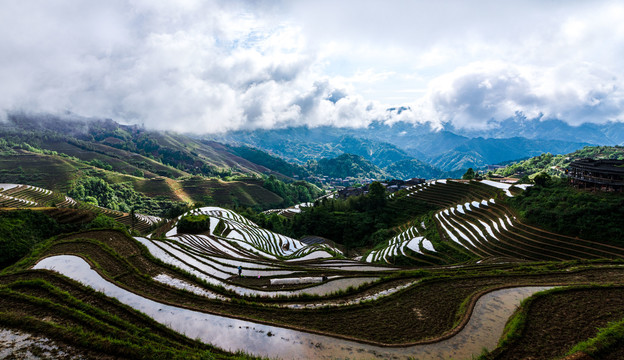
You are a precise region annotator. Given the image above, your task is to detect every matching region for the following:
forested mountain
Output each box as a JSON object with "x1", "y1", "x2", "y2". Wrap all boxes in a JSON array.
[
  {"x1": 308, "y1": 154, "x2": 387, "y2": 179},
  {"x1": 383, "y1": 159, "x2": 451, "y2": 179},
  {"x1": 449, "y1": 116, "x2": 624, "y2": 145},
  {"x1": 4, "y1": 113, "x2": 278, "y2": 178},
  {"x1": 209, "y1": 118, "x2": 596, "y2": 176},
  {"x1": 430, "y1": 137, "x2": 590, "y2": 171}
]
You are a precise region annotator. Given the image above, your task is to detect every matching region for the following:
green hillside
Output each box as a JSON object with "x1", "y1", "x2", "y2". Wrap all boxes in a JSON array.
[
  {"x1": 308, "y1": 153, "x2": 387, "y2": 179},
  {"x1": 0, "y1": 116, "x2": 323, "y2": 211},
  {"x1": 495, "y1": 145, "x2": 624, "y2": 178}
]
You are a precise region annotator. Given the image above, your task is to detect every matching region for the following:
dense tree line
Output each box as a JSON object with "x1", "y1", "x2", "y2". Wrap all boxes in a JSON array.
[
  {"x1": 242, "y1": 182, "x2": 436, "y2": 250},
  {"x1": 0, "y1": 210, "x2": 124, "y2": 268},
  {"x1": 68, "y1": 177, "x2": 188, "y2": 218},
  {"x1": 177, "y1": 214, "x2": 211, "y2": 234},
  {"x1": 262, "y1": 175, "x2": 324, "y2": 208},
  {"x1": 230, "y1": 146, "x2": 310, "y2": 178},
  {"x1": 496, "y1": 146, "x2": 624, "y2": 178},
  {"x1": 307, "y1": 153, "x2": 386, "y2": 179},
  {"x1": 508, "y1": 178, "x2": 624, "y2": 246}
]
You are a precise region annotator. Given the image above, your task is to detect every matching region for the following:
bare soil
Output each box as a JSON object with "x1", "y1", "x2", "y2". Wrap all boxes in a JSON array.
[{"x1": 490, "y1": 287, "x2": 624, "y2": 359}]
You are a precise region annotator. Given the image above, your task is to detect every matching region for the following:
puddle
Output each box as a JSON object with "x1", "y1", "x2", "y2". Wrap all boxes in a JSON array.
[
  {"x1": 34, "y1": 255, "x2": 552, "y2": 360},
  {"x1": 0, "y1": 327, "x2": 83, "y2": 359}
]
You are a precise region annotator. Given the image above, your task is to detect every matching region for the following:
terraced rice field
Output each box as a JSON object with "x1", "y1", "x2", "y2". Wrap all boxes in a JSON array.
[
  {"x1": 3, "y1": 180, "x2": 624, "y2": 359},
  {"x1": 0, "y1": 183, "x2": 160, "y2": 233},
  {"x1": 364, "y1": 179, "x2": 624, "y2": 264},
  {"x1": 167, "y1": 206, "x2": 339, "y2": 260},
  {"x1": 263, "y1": 202, "x2": 313, "y2": 218},
  {"x1": 142, "y1": 206, "x2": 393, "y2": 298},
  {"x1": 364, "y1": 224, "x2": 436, "y2": 264}
]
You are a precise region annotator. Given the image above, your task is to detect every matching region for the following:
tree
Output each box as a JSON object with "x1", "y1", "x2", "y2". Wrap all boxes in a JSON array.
[
  {"x1": 462, "y1": 168, "x2": 476, "y2": 180},
  {"x1": 367, "y1": 181, "x2": 386, "y2": 210},
  {"x1": 533, "y1": 172, "x2": 552, "y2": 187}
]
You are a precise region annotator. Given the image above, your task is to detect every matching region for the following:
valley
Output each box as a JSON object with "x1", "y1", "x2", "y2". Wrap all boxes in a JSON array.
[
  {"x1": 1, "y1": 115, "x2": 623, "y2": 359},
  {"x1": 1, "y1": 155, "x2": 624, "y2": 359},
  {"x1": 3, "y1": 2, "x2": 624, "y2": 359}
]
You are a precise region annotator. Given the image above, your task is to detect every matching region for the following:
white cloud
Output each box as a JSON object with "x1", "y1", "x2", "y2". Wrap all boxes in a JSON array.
[
  {"x1": 0, "y1": 0, "x2": 623, "y2": 132},
  {"x1": 413, "y1": 60, "x2": 624, "y2": 130}
]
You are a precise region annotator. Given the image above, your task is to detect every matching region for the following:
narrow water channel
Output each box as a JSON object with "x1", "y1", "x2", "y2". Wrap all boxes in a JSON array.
[{"x1": 34, "y1": 255, "x2": 552, "y2": 360}]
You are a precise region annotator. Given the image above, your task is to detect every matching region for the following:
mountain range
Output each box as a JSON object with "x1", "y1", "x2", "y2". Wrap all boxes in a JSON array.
[
  {"x1": 2, "y1": 113, "x2": 622, "y2": 184},
  {"x1": 207, "y1": 115, "x2": 620, "y2": 176}
]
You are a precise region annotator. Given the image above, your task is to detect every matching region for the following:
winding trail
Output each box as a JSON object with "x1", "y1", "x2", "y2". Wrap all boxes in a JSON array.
[{"x1": 34, "y1": 255, "x2": 552, "y2": 360}]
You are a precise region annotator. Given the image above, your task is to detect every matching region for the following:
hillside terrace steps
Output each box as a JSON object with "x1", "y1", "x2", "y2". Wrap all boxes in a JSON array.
[
  {"x1": 439, "y1": 208, "x2": 563, "y2": 261},
  {"x1": 169, "y1": 207, "x2": 340, "y2": 262},
  {"x1": 476, "y1": 202, "x2": 624, "y2": 258},
  {"x1": 439, "y1": 202, "x2": 573, "y2": 261},
  {"x1": 441, "y1": 205, "x2": 545, "y2": 261},
  {"x1": 433, "y1": 196, "x2": 624, "y2": 262},
  {"x1": 363, "y1": 222, "x2": 443, "y2": 265},
  {"x1": 0, "y1": 183, "x2": 158, "y2": 234},
  {"x1": 404, "y1": 180, "x2": 501, "y2": 210}
]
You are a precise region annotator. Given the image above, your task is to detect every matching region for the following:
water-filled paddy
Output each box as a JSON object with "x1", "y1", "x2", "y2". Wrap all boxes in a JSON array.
[{"x1": 34, "y1": 255, "x2": 552, "y2": 359}]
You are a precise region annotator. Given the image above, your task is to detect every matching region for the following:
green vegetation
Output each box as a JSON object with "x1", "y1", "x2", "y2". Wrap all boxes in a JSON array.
[
  {"x1": 508, "y1": 178, "x2": 624, "y2": 246},
  {"x1": 0, "y1": 210, "x2": 126, "y2": 269},
  {"x1": 68, "y1": 176, "x2": 187, "y2": 217},
  {"x1": 462, "y1": 167, "x2": 476, "y2": 180},
  {"x1": 495, "y1": 145, "x2": 624, "y2": 178},
  {"x1": 243, "y1": 181, "x2": 436, "y2": 250},
  {"x1": 0, "y1": 210, "x2": 62, "y2": 268},
  {"x1": 383, "y1": 158, "x2": 447, "y2": 180},
  {"x1": 177, "y1": 215, "x2": 211, "y2": 234},
  {"x1": 307, "y1": 153, "x2": 386, "y2": 179},
  {"x1": 261, "y1": 175, "x2": 323, "y2": 208},
  {"x1": 229, "y1": 145, "x2": 310, "y2": 178},
  {"x1": 0, "y1": 116, "x2": 331, "y2": 213},
  {"x1": 568, "y1": 315, "x2": 624, "y2": 357}
]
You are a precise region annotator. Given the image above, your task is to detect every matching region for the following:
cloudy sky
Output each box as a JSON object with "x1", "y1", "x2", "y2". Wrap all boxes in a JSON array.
[{"x1": 1, "y1": 0, "x2": 623, "y2": 133}]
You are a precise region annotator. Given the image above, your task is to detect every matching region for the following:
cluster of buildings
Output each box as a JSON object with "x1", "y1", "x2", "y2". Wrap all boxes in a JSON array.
[
  {"x1": 568, "y1": 158, "x2": 624, "y2": 192},
  {"x1": 336, "y1": 178, "x2": 426, "y2": 199},
  {"x1": 295, "y1": 175, "x2": 380, "y2": 189}
]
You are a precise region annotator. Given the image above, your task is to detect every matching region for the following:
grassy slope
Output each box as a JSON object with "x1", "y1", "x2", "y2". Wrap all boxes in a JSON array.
[
  {"x1": 0, "y1": 151, "x2": 89, "y2": 192},
  {"x1": 39, "y1": 139, "x2": 189, "y2": 179},
  {"x1": 0, "y1": 149, "x2": 284, "y2": 208}
]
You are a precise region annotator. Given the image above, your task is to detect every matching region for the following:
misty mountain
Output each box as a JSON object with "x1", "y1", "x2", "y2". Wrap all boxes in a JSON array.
[
  {"x1": 1, "y1": 114, "x2": 283, "y2": 179},
  {"x1": 211, "y1": 119, "x2": 595, "y2": 174},
  {"x1": 446, "y1": 116, "x2": 624, "y2": 145},
  {"x1": 429, "y1": 137, "x2": 591, "y2": 171},
  {"x1": 211, "y1": 128, "x2": 413, "y2": 167}
]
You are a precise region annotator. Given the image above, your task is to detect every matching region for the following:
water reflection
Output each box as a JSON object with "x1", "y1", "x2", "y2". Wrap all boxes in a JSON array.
[
  {"x1": 34, "y1": 255, "x2": 552, "y2": 360},
  {"x1": 136, "y1": 237, "x2": 378, "y2": 298}
]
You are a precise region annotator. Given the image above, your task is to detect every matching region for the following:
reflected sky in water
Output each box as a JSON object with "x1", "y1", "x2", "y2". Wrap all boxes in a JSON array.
[{"x1": 34, "y1": 255, "x2": 552, "y2": 360}]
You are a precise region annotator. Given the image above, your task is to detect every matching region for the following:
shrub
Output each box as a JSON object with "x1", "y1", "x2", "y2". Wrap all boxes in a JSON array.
[
  {"x1": 0, "y1": 210, "x2": 60, "y2": 268},
  {"x1": 213, "y1": 219, "x2": 226, "y2": 236},
  {"x1": 177, "y1": 215, "x2": 211, "y2": 234},
  {"x1": 87, "y1": 214, "x2": 125, "y2": 230}
]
